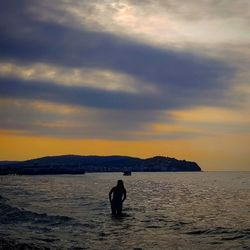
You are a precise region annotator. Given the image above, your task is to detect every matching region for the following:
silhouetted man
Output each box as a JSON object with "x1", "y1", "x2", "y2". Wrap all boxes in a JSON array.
[{"x1": 109, "y1": 180, "x2": 126, "y2": 217}]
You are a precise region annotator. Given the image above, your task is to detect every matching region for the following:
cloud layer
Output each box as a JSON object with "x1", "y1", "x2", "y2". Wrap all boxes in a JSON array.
[{"x1": 0, "y1": 0, "x2": 249, "y2": 140}]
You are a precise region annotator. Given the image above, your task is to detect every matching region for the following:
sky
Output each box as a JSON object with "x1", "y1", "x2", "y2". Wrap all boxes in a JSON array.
[{"x1": 0, "y1": 0, "x2": 249, "y2": 171}]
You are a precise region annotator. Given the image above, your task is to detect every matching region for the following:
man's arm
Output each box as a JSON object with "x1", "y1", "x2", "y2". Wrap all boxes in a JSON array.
[
  {"x1": 109, "y1": 188, "x2": 114, "y2": 203},
  {"x1": 122, "y1": 189, "x2": 126, "y2": 202}
]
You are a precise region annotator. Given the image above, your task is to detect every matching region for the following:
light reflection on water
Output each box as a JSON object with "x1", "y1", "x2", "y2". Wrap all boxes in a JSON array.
[{"x1": 0, "y1": 172, "x2": 250, "y2": 249}]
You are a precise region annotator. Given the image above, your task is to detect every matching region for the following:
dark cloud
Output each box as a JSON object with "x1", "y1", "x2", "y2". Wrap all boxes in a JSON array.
[
  {"x1": 0, "y1": 0, "x2": 233, "y2": 94},
  {"x1": 1, "y1": 18, "x2": 230, "y2": 91},
  {"x1": 0, "y1": 75, "x2": 233, "y2": 111}
]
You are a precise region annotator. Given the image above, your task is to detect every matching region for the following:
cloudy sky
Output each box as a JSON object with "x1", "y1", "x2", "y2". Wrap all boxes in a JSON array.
[{"x1": 0, "y1": 0, "x2": 249, "y2": 170}]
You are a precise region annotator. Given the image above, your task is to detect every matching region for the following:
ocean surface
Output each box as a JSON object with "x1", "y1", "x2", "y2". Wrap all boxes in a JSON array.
[{"x1": 0, "y1": 172, "x2": 249, "y2": 250}]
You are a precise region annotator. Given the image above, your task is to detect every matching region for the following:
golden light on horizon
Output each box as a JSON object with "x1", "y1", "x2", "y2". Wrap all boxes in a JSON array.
[{"x1": 0, "y1": 129, "x2": 249, "y2": 171}]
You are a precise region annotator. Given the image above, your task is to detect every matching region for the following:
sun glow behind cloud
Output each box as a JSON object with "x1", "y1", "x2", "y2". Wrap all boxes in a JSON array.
[
  {"x1": 0, "y1": 0, "x2": 249, "y2": 170},
  {"x1": 37, "y1": 0, "x2": 250, "y2": 48}
]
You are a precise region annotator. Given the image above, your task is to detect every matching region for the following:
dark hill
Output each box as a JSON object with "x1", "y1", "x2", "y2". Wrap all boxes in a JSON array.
[{"x1": 0, "y1": 155, "x2": 201, "y2": 175}]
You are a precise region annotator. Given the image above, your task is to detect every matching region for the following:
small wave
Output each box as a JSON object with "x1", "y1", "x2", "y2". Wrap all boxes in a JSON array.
[
  {"x1": 186, "y1": 229, "x2": 209, "y2": 235},
  {"x1": 124, "y1": 207, "x2": 144, "y2": 212},
  {"x1": 31, "y1": 236, "x2": 59, "y2": 243},
  {"x1": 221, "y1": 235, "x2": 245, "y2": 241},
  {"x1": 0, "y1": 237, "x2": 50, "y2": 250},
  {"x1": 0, "y1": 195, "x2": 75, "y2": 226},
  {"x1": 145, "y1": 225, "x2": 162, "y2": 229},
  {"x1": 186, "y1": 227, "x2": 250, "y2": 242}
]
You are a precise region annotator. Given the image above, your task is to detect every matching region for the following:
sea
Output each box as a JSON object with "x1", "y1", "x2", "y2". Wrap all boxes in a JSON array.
[{"x1": 0, "y1": 172, "x2": 249, "y2": 250}]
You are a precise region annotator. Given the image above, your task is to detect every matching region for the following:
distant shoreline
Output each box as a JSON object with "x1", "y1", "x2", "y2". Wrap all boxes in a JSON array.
[{"x1": 0, "y1": 155, "x2": 201, "y2": 175}]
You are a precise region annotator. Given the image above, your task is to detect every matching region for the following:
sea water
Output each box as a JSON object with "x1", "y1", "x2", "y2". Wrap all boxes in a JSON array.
[{"x1": 0, "y1": 172, "x2": 249, "y2": 249}]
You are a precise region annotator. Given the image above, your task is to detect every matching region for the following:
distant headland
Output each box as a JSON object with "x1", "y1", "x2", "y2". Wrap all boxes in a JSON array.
[{"x1": 0, "y1": 155, "x2": 201, "y2": 175}]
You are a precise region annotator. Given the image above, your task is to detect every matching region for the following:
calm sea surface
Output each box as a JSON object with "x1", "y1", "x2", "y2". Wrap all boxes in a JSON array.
[{"x1": 0, "y1": 172, "x2": 250, "y2": 249}]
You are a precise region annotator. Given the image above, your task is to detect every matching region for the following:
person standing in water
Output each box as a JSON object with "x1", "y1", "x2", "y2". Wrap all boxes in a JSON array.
[{"x1": 109, "y1": 180, "x2": 126, "y2": 217}]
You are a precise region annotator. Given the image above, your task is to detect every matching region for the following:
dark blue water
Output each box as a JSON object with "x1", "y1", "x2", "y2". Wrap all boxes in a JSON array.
[{"x1": 0, "y1": 172, "x2": 250, "y2": 249}]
